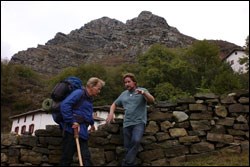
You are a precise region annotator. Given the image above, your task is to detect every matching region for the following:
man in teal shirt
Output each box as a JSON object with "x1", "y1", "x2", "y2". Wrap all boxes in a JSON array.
[{"x1": 106, "y1": 73, "x2": 155, "y2": 166}]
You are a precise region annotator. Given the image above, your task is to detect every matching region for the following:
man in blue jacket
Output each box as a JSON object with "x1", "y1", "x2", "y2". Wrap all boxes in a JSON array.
[{"x1": 59, "y1": 77, "x2": 105, "y2": 166}]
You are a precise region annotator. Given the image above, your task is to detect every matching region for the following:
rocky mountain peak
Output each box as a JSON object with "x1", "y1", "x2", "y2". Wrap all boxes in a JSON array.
[
  {"x1": 9, "y1": 11, "x2": 238, "y2": 76},
  {"x1": 127, "y1": 11, "x2": 170, "y2": 29}
]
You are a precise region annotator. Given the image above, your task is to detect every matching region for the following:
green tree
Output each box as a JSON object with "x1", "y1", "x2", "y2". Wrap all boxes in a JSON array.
[
  {"x1": 154, "y1": 82, "x2": 190, "y2": 101},
  {"x1": 210, "y1": 65, "x2": 243, "y2": 94},
  {"x1": 168, "y1": 54, "x2": 199, "y2": 94},
  {"x1": 184, "y1": 40, "x2": 221, "y2": 90},
  {"x1": 1, "y1": 63, "x2": 46, "y2": 133},
  {"x1": 239, "y1": 35, "x2": 249, "y2": 73},
  {"x1": 137, "y1": 44, "x2": 176, "y2": 94}
]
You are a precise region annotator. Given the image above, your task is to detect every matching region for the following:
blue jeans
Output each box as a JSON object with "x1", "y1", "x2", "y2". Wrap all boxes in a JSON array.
[
  {"x1": 122, "y1": 123, "x2": 145, "y2": 166},
  {"x1": 59, "y1": 131, "x2": 92, "y2": 166}
]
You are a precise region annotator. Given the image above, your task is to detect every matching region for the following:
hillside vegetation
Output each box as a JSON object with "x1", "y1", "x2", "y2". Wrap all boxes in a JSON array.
[{"x1": 1, "y1": 40, "x2": 249, "y2": 133}]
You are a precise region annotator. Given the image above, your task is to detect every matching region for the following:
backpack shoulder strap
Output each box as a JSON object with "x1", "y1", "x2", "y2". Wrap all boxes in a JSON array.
[{"x1": 73, "y1": 88, "x2": 86, "y2": 109}]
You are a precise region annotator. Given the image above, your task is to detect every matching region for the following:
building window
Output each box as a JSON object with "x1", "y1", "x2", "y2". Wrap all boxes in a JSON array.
[
  {"x1": 32, "y1": 114, "x2": 35, "y2": 121},
  {"x1": 24, "y1": 116, "x2": 26, "y2": 122},
  {"x1": 18, "y1": 118, "x2": 20, "y2": 123},
  {"x1": 29, "y1": 124, "x2": 35, "y2": 134},
  {"x1": 21, "y1": 125, "x2": 26, "y2": 134},
  {"x1": 15, "y1": 127, "x2": 19, "y2": 134},
  {"x1": 230, "y1": 60, "x2": 234, "y2": 65},
  {"x1": 235, "y1": 51, "x2": 237, "y2": 55}
]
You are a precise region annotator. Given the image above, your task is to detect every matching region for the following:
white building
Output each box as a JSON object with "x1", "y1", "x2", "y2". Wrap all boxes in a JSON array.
[
  {"x1": 94, "y1": 106, "x2": 124, "y2": 128},
  {"x1": 9, "y1": 106, "x2": 124, "y2": 136},
  {"x1": 9, "y1": 109, "x2": 57, "y2": 136},
  {"x1": 223, "y1": 49, "x2": 248, "y2": 73}
]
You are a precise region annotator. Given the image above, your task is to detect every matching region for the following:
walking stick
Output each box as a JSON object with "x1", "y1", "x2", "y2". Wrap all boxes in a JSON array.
[{"x1": 74, "y1": 127, "x2": 83, "y2": 166}]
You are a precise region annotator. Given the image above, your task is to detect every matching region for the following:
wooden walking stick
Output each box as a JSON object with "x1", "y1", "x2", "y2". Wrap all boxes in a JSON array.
[{"x1": 74, "y1": 127, "x2": 83, "y2": 166}]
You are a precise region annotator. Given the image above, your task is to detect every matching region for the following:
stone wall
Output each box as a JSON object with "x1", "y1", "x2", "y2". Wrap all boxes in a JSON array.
[{"x1": 1, "y1": 91, "x2": 249, "y2": 166}]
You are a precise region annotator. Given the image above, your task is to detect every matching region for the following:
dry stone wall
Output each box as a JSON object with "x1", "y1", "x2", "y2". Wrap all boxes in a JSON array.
[{"x1": 1, "y1": 91, "x2": 249, "y2": 166}]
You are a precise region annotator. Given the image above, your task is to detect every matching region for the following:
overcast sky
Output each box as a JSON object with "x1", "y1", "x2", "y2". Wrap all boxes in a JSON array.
[{"x1": 1, "y1": 1, "x2": 249, "y2": 60}]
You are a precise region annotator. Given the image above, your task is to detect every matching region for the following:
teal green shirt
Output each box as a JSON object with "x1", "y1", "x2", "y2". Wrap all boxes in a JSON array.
[{"x1": 114, "y1": 87, "x2": 148, "y2": 128}]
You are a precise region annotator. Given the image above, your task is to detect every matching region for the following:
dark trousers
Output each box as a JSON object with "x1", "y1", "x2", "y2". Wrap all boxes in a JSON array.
[{"x1": 59, "y1": 131, "x2": 92, "y2": 166}]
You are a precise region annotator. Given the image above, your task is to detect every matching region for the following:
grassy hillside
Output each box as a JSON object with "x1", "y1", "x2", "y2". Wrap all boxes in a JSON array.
[
  {"x1": 179, "y1": 152, "x2": 249, "y2": 166},
  {"x1": 1, "y1": 62, "x2": 50, "y2": 133}
]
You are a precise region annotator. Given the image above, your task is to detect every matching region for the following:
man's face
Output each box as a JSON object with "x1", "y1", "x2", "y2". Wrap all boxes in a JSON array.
[
  {"x1": 124, "y1": 77, "x2": 136, "y2": 91},
  {"x1": 91, "y1": 82, "x2": 102, "y2": 97}
]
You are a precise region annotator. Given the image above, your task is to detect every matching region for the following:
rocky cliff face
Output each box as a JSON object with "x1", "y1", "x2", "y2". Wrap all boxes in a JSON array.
[{"x1": 9, "y1": 11, "x2": 238, "y2": 76}]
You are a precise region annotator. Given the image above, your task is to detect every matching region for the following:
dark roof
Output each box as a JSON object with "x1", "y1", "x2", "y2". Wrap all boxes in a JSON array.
[
  {"x1": 93, "y1": 105, "x2": 124, "y2": 113},
  {"x1": 9, "y1": 108, "x2": 47, "y2": 119},
  {"x1": 9, "y1": 106, "x2": 124, "y2": 120},
  {"x1": 207, "y1": 40, "x2": 244, "y2": 60},
  {"x1": 93, "y1": 115, "x2": 105, "y2": 121},
  {"x1": 221, "y1": 48, "x2": 246, "y2": 61}
]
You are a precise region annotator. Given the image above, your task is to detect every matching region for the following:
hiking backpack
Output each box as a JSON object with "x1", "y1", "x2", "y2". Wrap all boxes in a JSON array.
[{"x1": 50, "y1": 76, "x2": 84, "y2": 124}]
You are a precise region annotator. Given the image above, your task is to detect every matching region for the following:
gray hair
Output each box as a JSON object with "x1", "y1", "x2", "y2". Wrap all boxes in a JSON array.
[{"x1": 86, "y1": 77, "x2": 105, "y2": 88}]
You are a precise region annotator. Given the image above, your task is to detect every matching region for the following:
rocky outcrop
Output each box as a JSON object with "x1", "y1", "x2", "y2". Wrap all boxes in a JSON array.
[
  {"x1": 10, "y1": 11, "x2": 197, "y2": 76},
  {"x1": 9, "y1": 11, "x2": 240, "y2": 76}
]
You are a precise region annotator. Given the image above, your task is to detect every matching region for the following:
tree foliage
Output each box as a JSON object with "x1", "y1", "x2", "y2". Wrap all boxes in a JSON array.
[
  {"x1": 1, "y1": 39, "x2": 249, "y2": 133},
  {"x1": 136, "y1": 40, "x2": 248, "y2": 100},
  {"x1": 154, "y1": 82, "x2": 191, "y2": 101},
  {"x1": 239, "y1": 35, "x2": 249, "y2": 73},
  {"x1": 183, "y1": 40, "x2": 221, "y2": 88},
  {"x1": 1, "y1": 63, "x2": 46, "y2": 132}
]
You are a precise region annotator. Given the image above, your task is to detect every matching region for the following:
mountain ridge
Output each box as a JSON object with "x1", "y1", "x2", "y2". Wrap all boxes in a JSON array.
[{"x1": 9, "y1": 11, "x2": 240, "y2": 76}]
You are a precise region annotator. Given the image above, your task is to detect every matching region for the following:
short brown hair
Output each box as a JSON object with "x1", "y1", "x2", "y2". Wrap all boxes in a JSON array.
[{"x1": 123, "y1": 73, "x2": 137, "y2": 83}]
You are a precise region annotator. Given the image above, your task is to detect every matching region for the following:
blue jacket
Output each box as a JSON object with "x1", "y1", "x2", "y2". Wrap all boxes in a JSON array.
[{"x1": 60, "y1": 88, "x2": 94, "y2": 140}]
